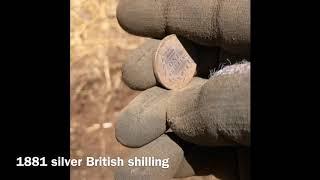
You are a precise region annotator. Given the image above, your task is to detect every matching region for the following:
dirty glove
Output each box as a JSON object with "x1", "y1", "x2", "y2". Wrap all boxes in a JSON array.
[
  {"x1": 115, "y1": 133, "x2": 250, "y2": 180},
  {"x1": 116, "y1": 38, "x2": 250, "y2": 148},
  {"x1": 114, "y1": 0, "x2": 250, "y2": 179},
  {"x1": 117, "y1": 0, "x2": 250, "y2": 54},
  {"x1": 114, "y1": 41, "x2": 250, "y2": 179}
]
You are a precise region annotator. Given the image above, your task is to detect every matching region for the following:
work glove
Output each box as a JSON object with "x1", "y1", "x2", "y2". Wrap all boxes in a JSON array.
[{"x1": 113, "y1": 0, "x2": 250, "y2": 179}]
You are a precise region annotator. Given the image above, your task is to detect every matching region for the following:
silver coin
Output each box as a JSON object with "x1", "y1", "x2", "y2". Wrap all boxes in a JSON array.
[{"x1": 154, "y1": 34, "x2": 196, "y2": 90}]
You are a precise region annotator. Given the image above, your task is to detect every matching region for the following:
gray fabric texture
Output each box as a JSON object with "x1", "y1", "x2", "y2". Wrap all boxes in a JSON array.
[
  {"x1": 114, "y1": 134, "x2": 243, "y2": 180},
  {"x1": 114, "y1": 134, "x2": 184, "y2": 180},
  {"x1": 117, "y1": 0, "x2": 250, "y2": 54},
  {"x1": 115, "y1": 0, "x2": 251, "y2": 177},
  {"x1": 168, "y1": 63, "x2": 250, "y2": 146},
  {"x1": 116, "y1": 62, "x2": 250, "y2": 147},
  {"x1": 122, "y1": 39, "x2": 160, "y2": 90},
  {"x1": 115, "y1": 87, "x2": 169, "y2": 147}
]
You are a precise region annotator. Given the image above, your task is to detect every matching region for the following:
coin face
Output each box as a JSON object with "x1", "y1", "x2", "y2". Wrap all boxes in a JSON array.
[{"x1": 153, "y1": 34, "x2": 197, "y2": 90}]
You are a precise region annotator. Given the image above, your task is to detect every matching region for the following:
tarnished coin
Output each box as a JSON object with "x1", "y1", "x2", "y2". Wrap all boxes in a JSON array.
[{"x1": 153, "y1": 34, "x2": 197, "y2": 90}]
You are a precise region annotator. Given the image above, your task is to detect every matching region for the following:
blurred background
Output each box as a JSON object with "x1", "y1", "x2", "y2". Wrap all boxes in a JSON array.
[
  {"x1": 71, "y1": 0, "x2": 217, "y2": 179},
  {"x1": 71, "y1": 0, "x2": 144, "y2": 179}
]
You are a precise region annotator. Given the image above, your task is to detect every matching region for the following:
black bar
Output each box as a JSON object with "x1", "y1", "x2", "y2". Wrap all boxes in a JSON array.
[{"x1": 3, "y1": 0, "x2": 70, "y2": 179}]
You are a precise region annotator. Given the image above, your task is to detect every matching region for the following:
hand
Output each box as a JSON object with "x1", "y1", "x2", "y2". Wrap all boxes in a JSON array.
[
  {"x1": 115, "y1": 133, "x2": 250, "y2": 180},
  {"x1": 114, "y1": 0, "x2": 250, "y2": 179},
  {"x1": 116, "y1": 0, "x2": 250, "y2": 54}
]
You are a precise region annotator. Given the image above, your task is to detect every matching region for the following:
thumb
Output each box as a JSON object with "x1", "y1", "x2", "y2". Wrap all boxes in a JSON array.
[
  {"x1": 115, "y1": 78, "x2": 206, "y2": 148},
  {"x1": 116, "y1": 61, "x2": 250, "y2": 148},
  {"x1": 168, "y1": 62, "x2": 250, "y2": 146}
]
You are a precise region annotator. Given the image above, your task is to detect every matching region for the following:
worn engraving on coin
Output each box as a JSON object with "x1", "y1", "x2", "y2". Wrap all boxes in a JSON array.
[{"x1": 154, "y1": 34, "x2": 197, "y2": 90}]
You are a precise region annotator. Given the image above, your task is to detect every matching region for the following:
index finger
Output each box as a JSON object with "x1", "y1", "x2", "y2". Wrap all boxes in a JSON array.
[{"x1": 116, "y1": 0, "x2": 250, "y2": 53}]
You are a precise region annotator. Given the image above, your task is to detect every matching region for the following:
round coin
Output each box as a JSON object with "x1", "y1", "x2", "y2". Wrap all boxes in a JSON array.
[{"x1": 153, "y1": 34, "x2": 197, "y2": 90}]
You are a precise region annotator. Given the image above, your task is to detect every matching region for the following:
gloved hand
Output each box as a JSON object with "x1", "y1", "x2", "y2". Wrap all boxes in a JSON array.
[
  {"x1": 117, "y1": 0, "x2": 250, "y2": 54},
  {"x1": 114, "y1": 0, "x2": 250, "y2": 179}
]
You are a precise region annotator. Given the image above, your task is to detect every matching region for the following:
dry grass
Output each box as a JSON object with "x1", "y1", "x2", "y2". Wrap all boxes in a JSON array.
[{"x1": 71, "y1": 0, "x2": 144, "y2": 179}]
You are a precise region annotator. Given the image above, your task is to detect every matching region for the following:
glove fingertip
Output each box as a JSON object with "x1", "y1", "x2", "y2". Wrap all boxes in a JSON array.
[
  {"x1": 115, "y1": 87, "x2": 169, "y2": 148},
  {"x1": 121, "y1": 39, "x2": 159, "y2": 90},
  {"x1": 115, "y1": 112, "x2": 165, "y2": 148},
  {"x1": 122, "y1": 61, "x2": 156, "y2": 91}
]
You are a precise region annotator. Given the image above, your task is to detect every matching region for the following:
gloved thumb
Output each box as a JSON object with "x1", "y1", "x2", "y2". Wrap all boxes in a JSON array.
[{"x1": 116, "y1": 63, "x2": 250, "y2": 148}]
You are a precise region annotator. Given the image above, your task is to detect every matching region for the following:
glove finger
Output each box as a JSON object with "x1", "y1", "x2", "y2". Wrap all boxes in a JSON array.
[
  {"x1": 118, "y1": 60, "x2": 251, "y2": 147},
  {"x1": 122, "y1": 38, "x2": 160, "y2": 90},
  {"x1": 115, "y1": 77, "x2": 207, "y2": 148},
  {"x1": 115, "y1": 86, "x2": 169, "y2": 148},
  {"x1": 123, "y1": 35, "x2": 248, "y2": 90},
  {"x1": 168, "y1": 133, "x2": 241, "y2": 179},
  {"x1": 168, "y1": 62, "x2": 250, "y2": 146},
  {"x1": 114, "y1": 134, "x2": 184, "y2": 180},
  {"x1": 198, "y1": 62, "x2": 251, "y2": 146},
  {"x1": 115, "y1": 132, "x2": 241, "y2": 179},
  {"x1": 118, "y1": 62, "x2": 250, "y2": 148},
  {"x1": 117, "y1": 0, "x2": 250, "y2": 54},
  {"x1": 122, "y1": 36, "x2": 201, "y2": 90}
]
